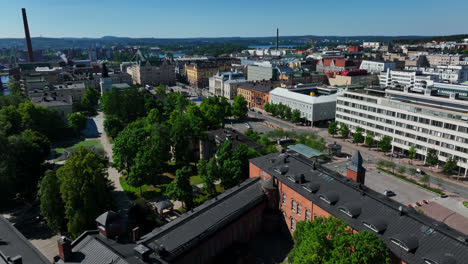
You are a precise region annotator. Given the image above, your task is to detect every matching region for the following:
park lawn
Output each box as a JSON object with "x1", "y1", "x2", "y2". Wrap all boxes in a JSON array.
[
  {"x1": 190, "y1": 175, "x2": 204, "y2": 186},
  {"x1": 55, "y1": 139, "x2": 103, "y2": 154},
  {"x1": 119, "y1": 176, "x2": 163, "y2": 201}
]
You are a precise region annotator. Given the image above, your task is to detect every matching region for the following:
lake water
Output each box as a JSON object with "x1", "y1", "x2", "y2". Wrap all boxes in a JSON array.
[
  {"x1": 248, "y1": 45, "x2": 296, "y2": 49},
  {"x1": 1, "y1": 75, "x2": 9, "y2": 95}
]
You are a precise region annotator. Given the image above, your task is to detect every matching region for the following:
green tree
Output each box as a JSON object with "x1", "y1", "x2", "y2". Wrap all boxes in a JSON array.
[
  {"x1": 232, "y1": 95, "x2": 248, "y2": 119},
  {"x1": 284, "y1": 106, "x2": 292, "y2": 120},
  {"x1": 7, "y1": 78, "x2": 22, "y2": 94},
  {"x1": 378, "y1": 136, "x2": 392, "y2": 153},
  {"x1": 264, "y1": 102, "x2": 271, "y2": 113},
  {"x1": 184, "y1": 104, "x2": 207, "y2": 141},
  {"x1": 288, "y1": 216, "x2": 390, "y2": 264},
  {"x1": 328, "y1": 122, "x2": 338, "y2": 137},
  {"x1": 353, "y1": 126, "x2": 364, "y2": 144},
  {"x1": 166, "y1": 166, "x2": 193, "y2": 208},
  {"x1": 408, "y1": 146, "x2": 416, "y2": 164},
  {"x1": 17, "y1": 101, "x2": 66, "y2": 140},
  {"x1": 197, "y1": 159, "x2": 217, "y2": 197},
  {"x1": 155, "y1": 84, "x2": 166, "y2": 95},
  {"x1": 421, "y1": 174, "x2": 431, "y2": 187},
  {"x1": 68, "y1": 113, "x2": 87, "y2": 133},
  {"x1": 443, "y1": 156, "x2": 458, "y2": 174},
  {"x1": 409, "y1": 168, "x2": 417, "y2": 177},
  {"x1": 104, "y1": 114, "x2": 124, "y2": 138},
  {"x1": 339, "y1": 123, "x2": 350, "y2": 139},
  {"x1": 39, "y1": 170, "x2": 65, "y2": 232},
  {"x1": 365, "y1": 131, "x2": 375, "y2": 147},
  {"x1": 291, "y1": 109, "x2": 301, "y2": 123},
  {"x1": 244, "y1": 128, "x2": 260, "y2": 142},
  {"x1": 169, "y1": 110, "x2": 191, "y2": 165},
  {"x1": 81, "y1": 86, "x2": 99, "y2": 115},
  {"x1": 426, "y1": 148, "x2": 439, "y2": 167},
  {"x1": 58, "y1": 147, "x2": 113, "y2": 237},
  {"x1": 112, "y1": 120, "x2": 148, "y2": 172},
  {"x1": 0, "y1": 105, "x2": 23, "y2": 136}
]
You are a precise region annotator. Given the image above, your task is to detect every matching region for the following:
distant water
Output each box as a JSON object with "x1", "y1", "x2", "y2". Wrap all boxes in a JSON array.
[
  {"x1": 159, "y1": 53, "x2": 185, "y2": 58},
  {"x1": 248, "y1": 45, "x2": 296, "y2": 49},
  {"x1": 1, "y1": 75, "x2": 9, "y2": 95}
]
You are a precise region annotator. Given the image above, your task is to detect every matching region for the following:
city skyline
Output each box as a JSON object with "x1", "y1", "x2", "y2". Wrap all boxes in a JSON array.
[{"x1": 1, "y1": 0, "x2": 468, "y2": 39}]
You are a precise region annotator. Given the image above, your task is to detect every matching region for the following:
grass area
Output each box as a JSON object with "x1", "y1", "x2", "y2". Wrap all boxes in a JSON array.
[
  {"x1": 120, "y1": 176, "x2": 163, "y2": 201},
  {"x1": 190, "y1": 175, "x2": 204, "y2": 186},
  {"x1": 377, "y1": 167, "x2": 445, "y2": 195},
  {"x1": 463, "y1": 201, "x2": 468, "y2": 209},
  {"x1": 55, "y1": 139, "x2": 103, "y2": 154}
]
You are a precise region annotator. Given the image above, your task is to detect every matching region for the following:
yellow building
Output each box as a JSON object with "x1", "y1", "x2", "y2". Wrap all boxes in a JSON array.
[
  {"x1": 185, "y1": 60, "x2": 232, "y2": 88},
  {"x1": 237, "y1": 86, "x2": 252, "y2": 106}
]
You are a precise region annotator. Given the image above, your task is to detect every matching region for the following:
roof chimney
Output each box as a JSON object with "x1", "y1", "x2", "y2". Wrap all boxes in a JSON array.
[
  {"x1": 21, "y1": 8, "x2": 34, "y2": 62},
  {"x1": 57, "y1": 236, "x2": 72, "y2": 261}
]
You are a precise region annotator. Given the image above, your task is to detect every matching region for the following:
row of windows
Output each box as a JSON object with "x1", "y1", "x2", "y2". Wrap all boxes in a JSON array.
[
  {"x1": 336, "y1": 106, "x2": 468, "y2": 148},
  {"x1": 283, "y1": 194, "x2": 311, "y2": 231}
]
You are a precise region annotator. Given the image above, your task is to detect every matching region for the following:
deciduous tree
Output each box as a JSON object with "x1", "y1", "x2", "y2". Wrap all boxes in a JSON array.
[
  {"x1": 328, "y1": 122, "x2": 338, "y2": 137},
  {"x1": 408, "y1": 146, "x2": 416, "y2": 164},
  {"x1": 365, "y1": 131, "x2": 375, "y2": 147},
  {"x1": 353, "y1": 126, "x2": 364, "y2": 144},
  {"x1": 166, "y1": 166, "x2": 193, "y2": 209},
  {"x1": 39, "y1": 170, "x2": 65, "y2": 232},
  {"x1": 339, "y1": 123, "x2": 350, "y2": 139},
  {"x1": 426, "y1": 148, "x2": 439, "y2": 167},
  {"x1": 443, "y1": 156, "x2": 458, "y2": 174},
  {"x1": 68, "y1": 113, "x2": 87, "y2": 133},
  {"x1": 291, "y1": 109, "x2": 301, "y2": 123},
  {"x1": 378, "y1": 136, "x2": 392, "y2": 153},
  {"x1": 232, "y1": 95, "x2": 248, "y2": 119}
]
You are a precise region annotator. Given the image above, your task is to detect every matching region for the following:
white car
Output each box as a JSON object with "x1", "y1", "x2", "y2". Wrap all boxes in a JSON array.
[{"x1": 245, "y1": 123, "x2": 252, "y2": 129}]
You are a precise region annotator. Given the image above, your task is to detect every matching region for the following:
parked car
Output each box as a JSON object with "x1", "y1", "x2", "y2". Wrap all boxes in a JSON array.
[
  {"x1": 384, "y1": 190, "x2": 396, "y2": 197},
  {"x1": 245, "y1": 123, "x2": 252, "y2": 129},
  {"x1": 257, "y1": 111, "x2": 263, "y2": 114}
]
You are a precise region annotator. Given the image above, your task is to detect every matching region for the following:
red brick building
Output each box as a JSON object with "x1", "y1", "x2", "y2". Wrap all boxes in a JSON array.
[{"x1": 237, "y1": 82, "x2": 273, "y2": 110}]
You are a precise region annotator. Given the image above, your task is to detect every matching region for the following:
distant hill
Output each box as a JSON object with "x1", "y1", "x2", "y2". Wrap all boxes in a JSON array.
[
  {"x1": 0, "y1": 35, "x2": 451, "y2": 49},
  {"x1": 394, "y1": 34, "x2": 468, "y2": 44}
]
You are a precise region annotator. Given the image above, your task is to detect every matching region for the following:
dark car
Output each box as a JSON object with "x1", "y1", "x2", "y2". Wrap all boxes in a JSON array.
[{"x1": 384, "y1": 190, "x2": 396, "y2": 197}]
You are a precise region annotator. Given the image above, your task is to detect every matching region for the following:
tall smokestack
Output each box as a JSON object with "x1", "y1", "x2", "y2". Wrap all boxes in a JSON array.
[
  {"x1": 22, "y1": 8, "x2": 34, "y2": 62},
  {"x1": 276, "y1": 28, "x2": 279, "y2": 52}
]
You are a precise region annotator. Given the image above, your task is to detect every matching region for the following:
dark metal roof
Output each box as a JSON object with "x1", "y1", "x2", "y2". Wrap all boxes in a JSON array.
[
  {"x1": 348, "y1": 150, "x2": 364, "y2": 172},
  {"x1": 140, "y1": 178, "x2": 265, "y2": 262},
  {"x1": 0, "y1": 216, "x2": 49, "y2": 264},
  {"x1": 423, "y1": 253, "x2": 457, "y2": 264},
  {"x1": 249, "y1": 153, "x2": 468, "y2": 264}
]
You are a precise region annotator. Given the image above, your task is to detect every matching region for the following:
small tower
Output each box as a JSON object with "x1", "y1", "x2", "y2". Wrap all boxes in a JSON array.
[{"x1": 347, "y1": 150, "x2": 366, "y2": 184}]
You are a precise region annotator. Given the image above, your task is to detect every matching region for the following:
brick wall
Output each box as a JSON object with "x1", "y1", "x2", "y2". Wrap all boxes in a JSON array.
[{"x1": 177, "y1": 202, "x2": 266, "y2": 264}]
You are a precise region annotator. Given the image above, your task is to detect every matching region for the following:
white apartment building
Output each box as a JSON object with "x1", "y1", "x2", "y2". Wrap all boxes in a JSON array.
[
  {"x1": 335, "y1": 88, "x2": 468, "y2": 175},
  {"x1": 360, "y1": 60, "x2": 396, "y2": 74},
  {"x1": 269, "y1": 87, "x2": 341, "y2": 123},
  {"x1": 208, "y1": 70, "x2": 247, "y2": 99},
  {"x1": 380, "y1": 69, "x2": 439, "y2": 90},
  {"x1": 432, "y1": 82, "x2": 468, "y2": 97},
  {"x1": 362, "y1": 42, "x2": 381, "y2": 49},
  {"x1": 405, "y1": 65, "x2": 468, "y2": 84}
]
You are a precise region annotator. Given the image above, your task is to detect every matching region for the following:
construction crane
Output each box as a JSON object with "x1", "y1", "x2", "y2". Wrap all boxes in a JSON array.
[{"x1": 302, "y1": 38, "x2": 316, "y2": 51}]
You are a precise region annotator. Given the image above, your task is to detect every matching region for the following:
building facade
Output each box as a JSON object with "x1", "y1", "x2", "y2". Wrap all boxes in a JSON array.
[
  {"x1": 380, "y1": 69, "x2": 439, "y2": 90},
  {"x1": 269, "y1": 87, "x2": 340, "y2": 123},
  {"x1": 316, "y1": 58, "x2": 357, "y2": 73},
  {"x1": 126, "y1": 60, "x2": 176, "y2": 86},
  {"x1": 208, "y1": 70, "x2": 247, "y2": 99},
  {"x1": 237, "y1": 82, "x2": 273, "y2": 110},
  {"x1": 335, "y1": 87, "x2": 468, "y2": 175},
  {"x1": 359, "y1": 60, "x2": 396, "y2": 74},
  {"x1": 186, "y1": 61, "x2": 232, "y2": 88},
  {"x1": 247, "y1": 65, "x2": 277, "y2": 81},
  {"x1": 425, "y1": 54, "x2": 465, "y2": 67},
  {"x1": 327, "y1": 70, "x2": 379, "y2": 87},
  {"x1": 405, "y1": 65, "x2": 468, "y2": 84}
]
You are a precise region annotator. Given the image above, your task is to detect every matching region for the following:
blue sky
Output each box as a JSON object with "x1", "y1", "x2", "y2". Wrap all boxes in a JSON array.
[{"x1": 1, "y1": 0, "x2": 467, "y2": 38}]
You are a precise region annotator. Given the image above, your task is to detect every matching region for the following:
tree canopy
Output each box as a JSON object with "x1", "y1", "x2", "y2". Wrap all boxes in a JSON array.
[
  {"x1": 57, "y1": 147, "x2": 113, "y2": 237},
  {"x1": 288, "y1": 216, "x2": 390, "y2": 264},
  {"x1": 426, "y1": 148, "x2": 439, "y2": 167},
  {"x1": 353, "y1": 126, "x2": 364, "y2": 144},
  {"x1": 39, "y1": 170, "x2": 65, "y2": 232},
  {"x1": 231, "y1": 95, "x2": 248, "y2": 119},
  {"x1": 166, "y1": 166, "x2": 193, "y2": 208},
  {"x1": 378, "y1": 136, "x2": 392, "y2": 153}
]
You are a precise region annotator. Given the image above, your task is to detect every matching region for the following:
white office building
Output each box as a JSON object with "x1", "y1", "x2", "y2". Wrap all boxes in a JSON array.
[
  {"x1": 405, "y1": 65, "x2": 468, "y2": 84},
  {"x1": 380, "y1": 69, "x2": 439, "y2": 90},
  {"x1": 208, "y1": 70, "x2": 247, "y2": 99},
  {"x1": 360, "y1": 60, "x2": 396, "y2": 74},
  {"x1": 431, "y1": 82, "x2": 468, "y2": 97},
  {"x1": 268, "y1": 87, "x2": 341, "y2": 123},
  {"x1": 335, "y1": 87, "x2": 468, "y2": 175}
]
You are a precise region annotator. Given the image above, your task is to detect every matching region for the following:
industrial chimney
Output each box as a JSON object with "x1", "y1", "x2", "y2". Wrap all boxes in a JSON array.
[
  {"x1": 21, "y1": 8, "x2": 34, "y2": 62},
  {"x1": 276, "y1": 28, "x2": 279, "y2": 52}
]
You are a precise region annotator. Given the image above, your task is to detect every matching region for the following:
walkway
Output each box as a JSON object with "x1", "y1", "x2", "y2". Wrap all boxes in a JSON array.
[{"x1": 85, "y1": 112, "x2": 132, "y2": 215}]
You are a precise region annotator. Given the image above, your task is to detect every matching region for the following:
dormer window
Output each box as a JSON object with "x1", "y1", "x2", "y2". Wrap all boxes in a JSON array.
[
  {"x1": 319, "y1": 192, "x2": 339, "y2": 205},
  {"x1": 389, "y1": 234, "x2": 419, "y2": 253},
  {"x1": 362, "y1": 218, "x2": 387, "y2": 233},
  {"x1": 338, "y1": 203, "x2": 361, "y2": 218},
  {"x1": 302, "y1": 182, "x2": 320, "y2": 193}
]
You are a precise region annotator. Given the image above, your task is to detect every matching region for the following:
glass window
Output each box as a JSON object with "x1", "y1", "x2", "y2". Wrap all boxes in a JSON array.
[
  {"x1": 282, "y1": 194, "x2": 286, "y2": 204},
  {"x1": 297, "y1": 204, "x2": 301, "y2": 215},
  {"x1": 291, "y1": 218, "x2": 295, "y2": 231},
  {"x1": 292, "y1": 200, "x2": 296, "y2": 212},
  {"x1": 305, "y1": 210, "x2": 310, "y2": 220}
]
